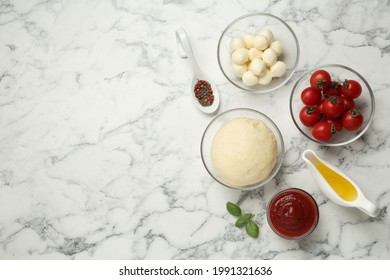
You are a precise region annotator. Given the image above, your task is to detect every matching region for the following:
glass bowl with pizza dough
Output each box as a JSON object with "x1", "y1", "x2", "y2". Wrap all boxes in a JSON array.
[{"x1": 200, "y1": 108, "x2": 285, "y2": 191}]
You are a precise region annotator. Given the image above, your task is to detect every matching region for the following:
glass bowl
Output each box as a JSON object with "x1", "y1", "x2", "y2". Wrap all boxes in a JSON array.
[
  {"x1": 290, "y1": 64, "x2": 375, "y2": 146},
  {"x1": 217, "y1": 13, "x2": 299, "y2": 93},
  {"x1": 200, "y1": 108, "x2": 285, "y2": 191},
  {"x1": 267, "y1": 188, "x2": 319, "y2": 240}
]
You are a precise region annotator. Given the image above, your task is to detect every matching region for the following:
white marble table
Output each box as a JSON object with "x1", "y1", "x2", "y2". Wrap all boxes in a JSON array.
[{"x1": 1, "y1": 0, "x2": 390, "y2": 259}]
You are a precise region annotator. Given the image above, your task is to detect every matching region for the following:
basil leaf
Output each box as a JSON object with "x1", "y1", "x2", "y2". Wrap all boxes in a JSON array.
[
  {"x1": 235, "y1": 213, "x2": 253, "y2": 228},
  {"x1": 245, "y1": 221, "x2": 259, "y2": 238},
  {"x1": 226, "y1": 202, "x2": 242, "y2": 217}
]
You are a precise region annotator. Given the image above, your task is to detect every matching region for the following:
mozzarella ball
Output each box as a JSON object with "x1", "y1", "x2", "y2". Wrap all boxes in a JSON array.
[
  {"x1": 232, "y1": 63, "x2": 248, "y2": 78},
  {"x1": 258, "y1": 69, "x2": 273, "y2": 85},
  {"x1": 270, "y1": 61, "x2": 287, "y2": 78},
  {"x1": 232, "y1": 48, "x2": 249, "y2": 65},
  {"x1": 259, "y1": 29, "x2": 274, "y2": 43},
  {"x1": 248, "y1": 58, "x2": 266, "y2": 76},
  {"x1": 248, "y1": 48, "x2": 263, "y2": 61},
  {"x1": 242, "y1": 33, "x2": 255, "y2": 49},
  {"x1": 230, "y1": 37, "x2": 245, "y2": 51},
  {"x1": 270, "y1": 40, "x2": 284, "y2": 56},
  {"x1": 253, "y1": 35, "x2": 269, "y2": 50},
  {"x1": 242, "y1": 71, "x2": 258, "y2": 86},
  {"x1": 262, "y1": 48, "x2": 277, "y2": 67}
]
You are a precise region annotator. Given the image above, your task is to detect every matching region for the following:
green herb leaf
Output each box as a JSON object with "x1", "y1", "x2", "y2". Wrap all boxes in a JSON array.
[
  {"x1": 226, "y1": 202, "x2": 242, "y2": 217},
  {"x1": 235, "y1": 213, "x2": 253, "y2": 228},
  {"x1": 245, "y1": 222, "x2": 259, "y2": 238}
]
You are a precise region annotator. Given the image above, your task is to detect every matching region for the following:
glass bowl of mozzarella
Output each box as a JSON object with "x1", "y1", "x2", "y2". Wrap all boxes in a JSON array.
[{"x1": 217, "y1": 13, "x2": 300, "y2": 93}]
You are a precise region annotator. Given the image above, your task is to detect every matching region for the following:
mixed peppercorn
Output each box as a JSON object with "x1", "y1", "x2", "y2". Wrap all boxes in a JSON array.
[{"x1": 194, "y1": 80, "x2": 214, "y2": 107}]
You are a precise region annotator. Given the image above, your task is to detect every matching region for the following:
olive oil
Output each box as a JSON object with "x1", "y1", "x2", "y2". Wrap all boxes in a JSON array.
[
  {"x1": 315, "y1": 162, "x2": 358, "y2": 201},
  {"x1": 302, "y1": 149, "x2": 379, "y2": 217}
]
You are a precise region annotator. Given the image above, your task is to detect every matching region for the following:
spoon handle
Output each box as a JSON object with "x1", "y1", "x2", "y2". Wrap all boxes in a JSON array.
[{"x1": 175, "y1": 28, "x2": 202, "y2": 75}]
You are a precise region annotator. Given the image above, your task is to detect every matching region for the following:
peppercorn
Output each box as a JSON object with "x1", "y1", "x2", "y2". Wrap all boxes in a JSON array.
[{"x1": 193, "y1": 80, "x2": 214, "y2": 107}]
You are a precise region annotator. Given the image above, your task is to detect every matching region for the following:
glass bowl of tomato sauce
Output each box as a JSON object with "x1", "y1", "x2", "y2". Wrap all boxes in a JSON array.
[
  {"x1": 290, "y1": 64, "x2": 375, "y2": 146},
  {"x1": 267, "y1": 188, "x2": 319, "y2": 240}
]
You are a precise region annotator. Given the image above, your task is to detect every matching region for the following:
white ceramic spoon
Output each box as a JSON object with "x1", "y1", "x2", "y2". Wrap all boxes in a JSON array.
[{"x1": 175, "y1": 28, "x2": 220, "y2": 114}]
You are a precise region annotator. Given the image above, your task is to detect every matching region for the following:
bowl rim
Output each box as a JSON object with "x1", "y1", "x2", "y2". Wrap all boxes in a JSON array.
[
  {"x1": 266, "y1": 187, "x2": 319, "y2": 240},
  {"x1": 289, "y1": 64, "x2": 376, "y2": 146},
  {"x1": 217, "y1": 12, "x2": 300, "y2": 93},
  {"x1": 200, "y1": 107, "x2": 285, "y2": 191}
]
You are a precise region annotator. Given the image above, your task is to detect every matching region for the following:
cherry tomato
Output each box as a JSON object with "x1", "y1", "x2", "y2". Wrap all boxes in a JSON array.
[
  {"x1": 326, "y1": 118, "x2": 343, "y2": 132},
  {"x1": 299, "y1": 106, "x2": 321, "y2": 127},
  {"x1": 312, "y1": 121, "x2": 335, "y2": 142},
  {"x1": 301, "y1": 87, "x2": 322, "y2": 106},
  {"x1": 342, "y1": 109, "x2": 364, "y2": 131},
  {"x1": 318, "y1": 102, "x2": 324, "y2": 114},
  {"x1": 310, "y1": 69, "x2": 331, "y2": 91},
  {"x1": 325, "y1": 81, "x2": 342, "y2": 97},
  {"x1": 340, "y1": 79, "x2": 362, "y2": 99},
  {"x1": 322, "y1": 96, "x2": 346, "y2": 119},
  {"x1": 342, "y1": 98, "x2": 355, "y2": 110}
]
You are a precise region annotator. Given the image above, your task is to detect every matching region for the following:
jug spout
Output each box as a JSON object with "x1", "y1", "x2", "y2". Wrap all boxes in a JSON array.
[{"x1": 357, "y1": 197, "x2": 380, "y2": 217}]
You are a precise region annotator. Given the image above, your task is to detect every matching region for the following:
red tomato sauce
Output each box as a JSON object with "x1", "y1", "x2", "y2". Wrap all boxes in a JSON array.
[{"x1": 267, "y1": 188, "x2": 319, "y2": 239}]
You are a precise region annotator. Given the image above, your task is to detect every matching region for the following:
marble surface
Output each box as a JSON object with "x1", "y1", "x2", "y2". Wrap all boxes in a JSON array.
[{"x1": 1, "y1": 0, "x2": 390, "y2": 260}]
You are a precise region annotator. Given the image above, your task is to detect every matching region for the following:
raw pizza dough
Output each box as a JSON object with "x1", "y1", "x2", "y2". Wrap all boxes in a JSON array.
[{"x1": 211, "y1": 117, "x2": 277, "y2": 187}]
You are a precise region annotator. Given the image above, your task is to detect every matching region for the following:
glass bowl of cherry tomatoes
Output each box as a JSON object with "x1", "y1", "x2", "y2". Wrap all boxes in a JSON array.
[{"x1": 290, "y1": 64, "x2": 375, "y2": 146}]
